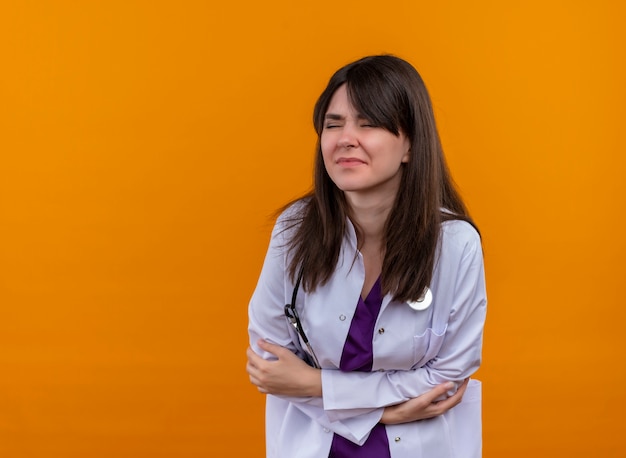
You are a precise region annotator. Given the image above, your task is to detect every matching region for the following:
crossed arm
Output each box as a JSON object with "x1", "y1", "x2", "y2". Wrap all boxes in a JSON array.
[
  {"x1": 246, "y1": 339, "x2": 468, "y2": 425},
  {"x1": 246, "y1": 218, "x2": 485, "y2": 439}
]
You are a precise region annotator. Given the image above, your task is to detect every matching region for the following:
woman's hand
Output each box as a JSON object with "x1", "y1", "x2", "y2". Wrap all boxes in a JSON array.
[
  {"x1": 380, "y1": 378, "x2": 469, "y2": 425},
  {"x1": 246, "y1": 340, "x2": 322, "y2": 397}
]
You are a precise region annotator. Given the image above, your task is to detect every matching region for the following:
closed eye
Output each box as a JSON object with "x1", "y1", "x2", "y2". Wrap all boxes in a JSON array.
[
  {"x1": 359, "y1": 119, "x2": 379, "y2": 128},
  {"x1": 324, "y1": 113, "x2": 344, "y2": 129}
]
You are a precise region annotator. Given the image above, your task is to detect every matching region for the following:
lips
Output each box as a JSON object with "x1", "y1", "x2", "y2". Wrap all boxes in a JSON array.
[{"x1": 337, "y1": 157, "x2": 366, "y2": 167}]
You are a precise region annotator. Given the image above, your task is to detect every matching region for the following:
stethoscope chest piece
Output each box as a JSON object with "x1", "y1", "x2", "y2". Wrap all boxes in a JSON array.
[{"x1": 408, "y1": 287, "x2": 432, "y2": 311}]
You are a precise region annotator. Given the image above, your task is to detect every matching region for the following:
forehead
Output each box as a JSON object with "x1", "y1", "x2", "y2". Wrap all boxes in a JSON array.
[{"x1": 325, "y1": 85, "x2": 359, "y2": 116}]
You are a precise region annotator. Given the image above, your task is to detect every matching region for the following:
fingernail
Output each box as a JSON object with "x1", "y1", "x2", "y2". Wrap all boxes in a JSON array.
[{"x1": 445, "y1": 382, "x2": 455, "y2": 390}]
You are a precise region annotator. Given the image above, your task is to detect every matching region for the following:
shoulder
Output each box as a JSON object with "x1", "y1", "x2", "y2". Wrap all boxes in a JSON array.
[
  {"x1": 272, "y1": 198, "x2": 310, "y2": 241},
  {"x1": 440, "y1": 219, "x2": 482, "y2": 258},
  {"x1": 275, "y1": 198, "x2": 309, "y2": 230},
  {"x1": 276, "y1": 198, "x2": 309, "y2": 224}
]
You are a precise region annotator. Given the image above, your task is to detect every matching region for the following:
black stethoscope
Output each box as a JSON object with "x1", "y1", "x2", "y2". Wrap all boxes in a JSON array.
[
  {"x1": 284, "y1": 267, "x2": 433, "y2": 368},
  {"x1": 284, "y1": 266, "x2": 322, "y2": 368}
]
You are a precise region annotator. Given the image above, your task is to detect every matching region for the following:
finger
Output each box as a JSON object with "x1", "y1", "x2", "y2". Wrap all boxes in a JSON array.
[
  {"x1": 246, "y1": 359, "x2": 257, "y2": 376},
  {"x1": 420, "y1": 381, "x2": 455, "y2": 404},
  {"x1": 248, "y1": 371, "x2": 268, "y2": 393},
  {"x1": 247, "y1": 348, "x2": 272, "y2": 375},
  {"x1": 455, "y1": 378, "x2": 469, "y2": 397},
  {"x1": 257, "y1": 339, "x2": 286, "y2": 356},
  {"x1": 442, "y1": 379, "x2": 467, "y2": 406},
  {"x1": 247, "y1": 366, "x2": 259, "y2": 385},
  {"x1": 430, "y1": 381, "x2": 468, "y2": 414},
  {"x1": 247, "y1": 363, "x2": 268, "y2": 391},
  {"x1": 246, "y1": 347, "x2": 262, "y2": 366},
  {"x1": 430, "y1": 396, "x2": 459, "y2": 414}
]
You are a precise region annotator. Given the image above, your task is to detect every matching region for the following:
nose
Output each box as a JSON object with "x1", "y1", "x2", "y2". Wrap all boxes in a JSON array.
[{"x1": 337, "y1": 124, "x2": 359, "y2": 149}]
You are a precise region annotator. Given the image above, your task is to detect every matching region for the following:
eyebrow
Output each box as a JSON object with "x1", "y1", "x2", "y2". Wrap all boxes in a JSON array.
[
  {"x1": 324, "y1": 113, "x2": 344, "y2": 120},
  {"x1": 324, "y1": 113, "x2": 368, "y2": 120}
]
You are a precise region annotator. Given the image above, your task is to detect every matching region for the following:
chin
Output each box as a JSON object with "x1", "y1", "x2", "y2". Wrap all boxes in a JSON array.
[{"x1": 333, "y1": 182, "x2": 366, "y2": 193}]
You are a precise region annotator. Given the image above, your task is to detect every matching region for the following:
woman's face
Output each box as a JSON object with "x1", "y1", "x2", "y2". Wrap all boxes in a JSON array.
[{"x1": 320, "y1": 85, "x2": 410, "y2": 201}]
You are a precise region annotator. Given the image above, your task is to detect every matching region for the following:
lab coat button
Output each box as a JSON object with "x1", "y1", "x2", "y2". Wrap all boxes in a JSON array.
[
  {"x1": 339, "y1": 314, "x2": 346, "y2": 321},
  {"x1": 394, "y1": 436, "x2": 401, "y2": 442},
  {"x1": 378, "y1": 328, "x2": 385, "y2": 334},
  {"x1": 323, "y1": 427, "x2": 330, "y2": 433}
]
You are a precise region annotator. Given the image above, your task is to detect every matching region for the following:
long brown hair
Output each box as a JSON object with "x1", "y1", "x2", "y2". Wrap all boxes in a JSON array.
[{"x1": 281, "y1": 55, "x2": 476, "y2": 303}]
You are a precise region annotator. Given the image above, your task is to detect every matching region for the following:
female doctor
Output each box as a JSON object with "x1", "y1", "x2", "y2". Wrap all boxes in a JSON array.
[{"x1": 246, "y1": 55, "x2": 487, "y2": 458}]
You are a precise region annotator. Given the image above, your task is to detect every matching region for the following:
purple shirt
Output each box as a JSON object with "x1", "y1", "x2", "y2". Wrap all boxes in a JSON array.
[{"x1": 329, "y1": 278, "x2": 391, "y2": 458}]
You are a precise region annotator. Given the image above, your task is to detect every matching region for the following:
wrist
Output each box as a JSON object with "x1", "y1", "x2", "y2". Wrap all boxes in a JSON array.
[
  {"x1": 381, "y1": 405, "x2": 399, "y2": 425},
  {"x1": 307, "y1": 368, "x2": 322, "y2": 397}
]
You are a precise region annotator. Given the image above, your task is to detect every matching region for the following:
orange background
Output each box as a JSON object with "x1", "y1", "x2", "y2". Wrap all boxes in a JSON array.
[{"x1": 1, "y1": 1, "x2": 624, "y2": 457}]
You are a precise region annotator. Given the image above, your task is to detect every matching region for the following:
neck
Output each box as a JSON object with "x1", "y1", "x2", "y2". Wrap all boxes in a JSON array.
[{"x1": 345, "y1": 190, "x2": 396, "y2": 243}]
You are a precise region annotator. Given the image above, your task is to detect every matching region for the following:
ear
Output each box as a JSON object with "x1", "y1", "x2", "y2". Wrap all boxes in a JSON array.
[{"x1": 401, "y1": 141, "x2": 411, "y2": 163}]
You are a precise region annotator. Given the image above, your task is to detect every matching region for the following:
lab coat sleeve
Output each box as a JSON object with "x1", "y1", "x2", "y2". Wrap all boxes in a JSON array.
[
  {"x1": 321, "y1": 230, "x2": 487, "y2": 422},
  {"x1": 248, "y1": 219, "x2": 300, "y2": 355},
  {"x1": 247, "y1": 216, "x2": 384, "y2": 445}
]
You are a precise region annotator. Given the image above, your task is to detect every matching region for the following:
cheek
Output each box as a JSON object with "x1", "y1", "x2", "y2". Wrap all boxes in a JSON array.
[
  {"x1": 320, "y1": 133, "x2": 331, "y2": 151},
  {"x1": 321, "y1": 152, "x2": 334, "y2": 174},
  {"x1": 320, "y1": 137, "x2": 334, "y2": 162}
]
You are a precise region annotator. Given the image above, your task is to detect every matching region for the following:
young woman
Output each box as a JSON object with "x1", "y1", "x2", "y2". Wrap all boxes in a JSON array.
[{"x1": 246, "y1": 55, "x2": 487, "y2": 458}]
